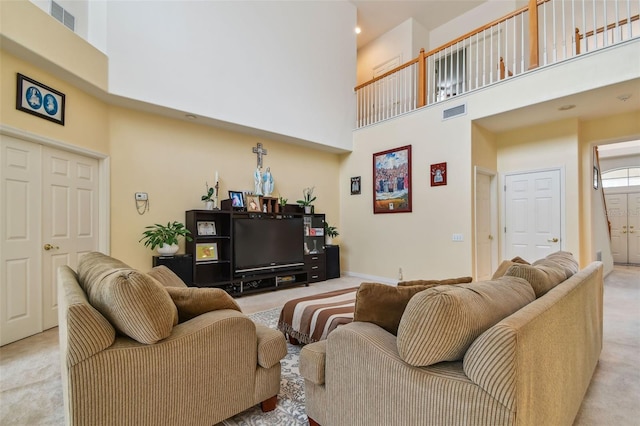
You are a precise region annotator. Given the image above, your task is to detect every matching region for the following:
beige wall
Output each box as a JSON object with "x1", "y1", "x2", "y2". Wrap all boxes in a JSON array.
[
  {"x1": 1, "y1": 0, "x2": 108, "y2": 91},
  {"x1": 0, "y1": 50, "x2": 110, "y2": 154},
  {"x1": 109, "y1": 108, "x2": 341, "y2": 271},
  {"x1": 344, "y1": 108, "x2": 474, "y2": 281},
  {"x1": 496, "y1": 118, "x2": 581, "y2": 259}
]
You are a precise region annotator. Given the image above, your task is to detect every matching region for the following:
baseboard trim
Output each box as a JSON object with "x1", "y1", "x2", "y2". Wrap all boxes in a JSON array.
[{"x1": 343, "y1": 271, "x2": 396, "y2": 286}]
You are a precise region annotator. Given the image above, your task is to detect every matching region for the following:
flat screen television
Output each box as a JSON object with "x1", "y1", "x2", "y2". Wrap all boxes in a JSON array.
[{"x1": 233, "y1": 217, "x2": 304, "y2": 275}]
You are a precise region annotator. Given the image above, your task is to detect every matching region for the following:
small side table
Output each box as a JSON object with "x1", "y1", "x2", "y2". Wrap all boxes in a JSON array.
[
  {"x1": 325, "y1": 245, "x2": 340, "y2": 279},
  {"x1": 153, "y1": 254, "x2": 193, "y2": 286}
]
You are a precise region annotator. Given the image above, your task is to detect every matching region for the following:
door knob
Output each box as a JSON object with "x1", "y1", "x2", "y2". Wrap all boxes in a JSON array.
[
  {"x1": 488, "y1": 235, "x2": 493, "y2": 240},
  {"x1": 548, "y1": 238, "x2": 559, "y2": 243},
  {"x1": 44, "y1": 244, "x2": 59, "y2": 251}
]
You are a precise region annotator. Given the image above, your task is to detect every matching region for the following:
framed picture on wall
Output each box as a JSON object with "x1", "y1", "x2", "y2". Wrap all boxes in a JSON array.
[
  {"x1": 430, "y1": 162, "x2": 447, "y2": 186},
  {"x1": 373, "y1": 145, "x2": 412, "y2": 214},
  {"x1": 15, "y1": 73, "x2": 66, "y2": 125},
  {"x1": 351, "y1": 176, "x2": 361, "y2": 195}
]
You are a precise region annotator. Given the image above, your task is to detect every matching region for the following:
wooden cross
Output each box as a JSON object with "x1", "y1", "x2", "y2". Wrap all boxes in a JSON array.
[{"x1": 252, "y1": 143, "x2": 268, "y2": 168}]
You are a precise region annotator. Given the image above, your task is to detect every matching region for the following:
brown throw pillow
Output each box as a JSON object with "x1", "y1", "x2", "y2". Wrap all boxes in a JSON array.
[
  {"x1": 397, "y1": 276, "x2": 472, "y2": 287},
  {"x1": 354, "y1": 283, "x2": 437, "y2": 335},
  {"x1": 165, "y1": 287, "x2": 241, "y2": 323},
  {"x1": 148, "y1": 265, "x2": 188, "y2": 288}
]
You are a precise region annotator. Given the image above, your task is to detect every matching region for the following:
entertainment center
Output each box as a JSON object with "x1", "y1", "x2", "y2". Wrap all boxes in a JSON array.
[{"x1": 185, "y1": 208, "x2": 326, "y2": 296}]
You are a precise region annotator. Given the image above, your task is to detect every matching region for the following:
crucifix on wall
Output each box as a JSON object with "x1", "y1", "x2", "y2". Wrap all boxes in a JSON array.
[{"x1": 252, "y1": 143, "x2": 268, "y2": 168}]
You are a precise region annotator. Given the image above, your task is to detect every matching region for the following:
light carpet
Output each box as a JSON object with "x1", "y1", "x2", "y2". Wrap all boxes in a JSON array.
[{"x1": 221, "y1": 307, "x2": 307, "y2": 426}]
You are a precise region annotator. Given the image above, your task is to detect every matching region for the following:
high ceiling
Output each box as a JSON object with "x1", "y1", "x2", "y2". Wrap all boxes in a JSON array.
[{"x1": 352, "y1": 0, "x2": 488, "y2": 49}]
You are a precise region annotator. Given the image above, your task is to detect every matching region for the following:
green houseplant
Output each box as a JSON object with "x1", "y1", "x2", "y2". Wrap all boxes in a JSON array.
[
  {"x1": 139, "y1": 221, "x2": 192, "y2": 255},
  {"x1": 324, "y1": 222, "x2": 339, "y2": 245},
  {"x1": 201, "y1": 183, "x2": 215, "y2": 210},
  {"x1": 297, "y1": 187, "x2": 316, "y2": 213}
]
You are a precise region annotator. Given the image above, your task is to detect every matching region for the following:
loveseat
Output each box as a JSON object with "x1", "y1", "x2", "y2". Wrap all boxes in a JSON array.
[
  {"x1": 300, "y1": 252, "x2": 603, "y2": 426},
  {"x1": 57, "y1": 252, "x2": 287, "y2": 426}
]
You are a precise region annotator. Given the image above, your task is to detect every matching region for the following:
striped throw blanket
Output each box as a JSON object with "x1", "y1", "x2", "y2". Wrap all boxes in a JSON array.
[{"x1": 277, "y1": 287, "x2": 359, "y2": 344}]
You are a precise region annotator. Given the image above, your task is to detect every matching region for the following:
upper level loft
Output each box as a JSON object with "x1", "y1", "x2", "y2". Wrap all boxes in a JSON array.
[{"x1": 355, "y1": 0, "x2": 639, "y2": 129}]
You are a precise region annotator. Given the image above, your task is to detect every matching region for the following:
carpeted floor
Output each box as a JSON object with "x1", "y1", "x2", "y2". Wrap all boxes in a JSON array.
[{"x1": 0, "y1": 267, "x2": 638, "y2": 425}]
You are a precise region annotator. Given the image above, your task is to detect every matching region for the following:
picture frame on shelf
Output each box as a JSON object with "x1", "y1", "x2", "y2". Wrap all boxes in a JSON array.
[
  {"x1": 196, "y1": 221, "x2": 216, "y2": 236},
  {"x1": 16, "y1": 73, "x2": 65, "y2": 125},
  {"x1": 195, "y1": 243, "x2": 218, "y2": 262},
  {"x1": 351, "y1": 176, "x2": 361, "y2": 195},
  {"x1": 373, "y1": 145, "x2": 412, "y2": 214},
  {"x1": 229, "y1": 191, "x2": 245, "y2": 208},
  {"x1": 246, "y1": 195, "x2": 261, "y2": 212},
  {"x1": 430, "y1": 162, "x2": 447, "y2": 186}
]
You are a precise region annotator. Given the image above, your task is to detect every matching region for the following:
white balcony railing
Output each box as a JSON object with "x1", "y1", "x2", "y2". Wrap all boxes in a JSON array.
[{"x1": 355, "y1": 0, "x2": 639, "y2": 129}]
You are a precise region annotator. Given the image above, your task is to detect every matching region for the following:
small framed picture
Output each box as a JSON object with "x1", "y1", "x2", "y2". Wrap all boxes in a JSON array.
[
  {"x1": 246, "y1": 195, "x2": 261, "y2": 212},
  {"x1": 430, "y1": 162, "x2": 447, "y2": 187},
  {"x1": 229, "y1": 191, "x2": 245, "y2": 208},
  {"x1": 16, "y1": 73, "x2": 65, "y2": 125},
  {"x1": 351, "y1": 176, "x2": 361, "y2": 195},
  {"x1": 196, "y1": 243, "x2": 218, "y2": 262},
  {"x1": 197, "y1": 221, "x2": 216, "y2": 236}
]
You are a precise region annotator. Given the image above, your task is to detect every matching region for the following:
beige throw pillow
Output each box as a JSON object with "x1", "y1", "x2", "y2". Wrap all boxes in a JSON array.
[
  {"x1": 504, "y1": 262, "x2": 566, "y2": 298},
  {"x1": 148, "y1": 265, "x2": 188, "y2": 288},
  {"x1": 77, "y1": 252, "x2": 178, "y2": 344},
  {"x1": 396, "y1": 277, "x2": 535, "y2": 367},
  {"x1": 165, "y1": 287, "x2": 242, "y2": 323}
]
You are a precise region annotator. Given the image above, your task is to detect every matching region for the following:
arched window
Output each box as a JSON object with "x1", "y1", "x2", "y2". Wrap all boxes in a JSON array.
[{"x1": 601, "y1": 167, "x2": 640, "y2": 188}]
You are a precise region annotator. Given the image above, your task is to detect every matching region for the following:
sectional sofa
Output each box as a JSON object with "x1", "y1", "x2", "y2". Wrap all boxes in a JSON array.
[{"x1": 300, "y1": 252, "x2": 603, "y2": 425}]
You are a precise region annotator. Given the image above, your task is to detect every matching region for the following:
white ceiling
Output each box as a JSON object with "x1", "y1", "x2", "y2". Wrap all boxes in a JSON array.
[{"x1": 352, "y1": 0, "x2": 488, "y2": 49}]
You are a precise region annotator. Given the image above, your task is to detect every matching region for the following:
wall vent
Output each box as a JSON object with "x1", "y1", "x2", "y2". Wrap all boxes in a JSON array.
[
  {"x1": 51, "y1": 1, "x2": 75, "y2": 31},
  {"x1": 442, "y1": 103, "x2": 467, "y2": 120}
]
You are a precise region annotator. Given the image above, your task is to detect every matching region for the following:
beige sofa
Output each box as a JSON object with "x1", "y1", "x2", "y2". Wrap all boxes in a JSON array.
[
  {"x1": 57, "y1": 252, "x2": 287, "y2": 426},
  {"x1": 300, "y1": 253, "x2": 603, "y2": 426}
]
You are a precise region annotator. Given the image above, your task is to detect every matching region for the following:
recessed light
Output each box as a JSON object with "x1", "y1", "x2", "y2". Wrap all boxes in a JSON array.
[
  {"x1": 355, "y1": 27, "x2": 361, "y2": 34},
  {"x1": 185, "y1": 114, "x2": 197, "y2": 120},
  {"x1": 558, "y1": 104, "x2": 576, "y2": 111},
  {"x1": 617, "y1": 93, "x2": 632, "y2": 102}
]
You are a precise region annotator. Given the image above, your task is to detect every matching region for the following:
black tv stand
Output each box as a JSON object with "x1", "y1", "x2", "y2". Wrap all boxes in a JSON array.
[{"x1": 185, "y1": 209, "x2": 312, "y2": 297}]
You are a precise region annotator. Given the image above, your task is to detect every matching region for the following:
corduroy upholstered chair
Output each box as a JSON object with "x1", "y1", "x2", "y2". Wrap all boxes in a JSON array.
[{"x1": 57, "y1": 252, "x2": 287, "y2": 426}]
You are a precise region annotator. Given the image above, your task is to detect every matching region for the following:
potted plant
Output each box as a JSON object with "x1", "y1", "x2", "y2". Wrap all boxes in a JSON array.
[
  {"x1": 297, "y1": 186, "x2": 316, "y2": 214},
  {"x1": 201, "y1": 183, "x2": 215, "y2": 210},
  {"x1": 324, "y1": 222, "x2": 339, "y2": 245},
  {"x1": 139, "y1": 221, "x2": 192, "y2": 255}
]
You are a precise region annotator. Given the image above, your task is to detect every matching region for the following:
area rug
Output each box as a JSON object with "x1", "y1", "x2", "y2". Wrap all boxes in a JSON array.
[{"x1": 223, "y1": 307, "x2": 307, "y2": 425}]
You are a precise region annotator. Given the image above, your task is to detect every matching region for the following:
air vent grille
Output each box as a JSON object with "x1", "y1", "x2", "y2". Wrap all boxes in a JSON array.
[
  {"x1": 442, "y1": 104, "x2": 467, "y2": 120},
  {"x1": 51, "y1": 1, "x2": 75, "y2": 31}
]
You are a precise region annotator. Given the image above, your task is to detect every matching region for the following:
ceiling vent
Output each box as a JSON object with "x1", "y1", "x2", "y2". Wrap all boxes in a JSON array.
[
  {"x1": 51, "y1": 1, "x2": 75, "y2": 31},
  {"x1": 442, "y1": 103, "x2": 467, "y2": 120}
]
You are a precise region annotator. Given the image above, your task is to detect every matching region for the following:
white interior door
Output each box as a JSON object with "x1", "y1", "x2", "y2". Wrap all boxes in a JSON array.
[
  {"x1": 606, "y1": 192, "x2": 640, "y2": 265},
  {"x1": 0, "y1": 136, "x2": 43, "y2": 345},
  {"x1": 475, "y1": 171, "x2": 496, "y2": 280},
  {"x1": 504, "y1": 169, "x2": 562, "y2": 261},
  {"x1": 42, "y1": 147, "x2": 99, "y2": 329},
  {"x1": 605, "y1": 193, "x2": 628, "y2": 264},
  {"x1": 629, "y1": 193, "x2": 640, "y2": 265},
  {"x1": 0, "y1": 134, "x2": 100, "y2": 345}
]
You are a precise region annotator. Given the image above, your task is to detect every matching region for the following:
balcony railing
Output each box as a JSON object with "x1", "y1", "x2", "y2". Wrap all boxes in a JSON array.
[{"x1": 355, "y1": 0, "x2": 639, "y2": 129}]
